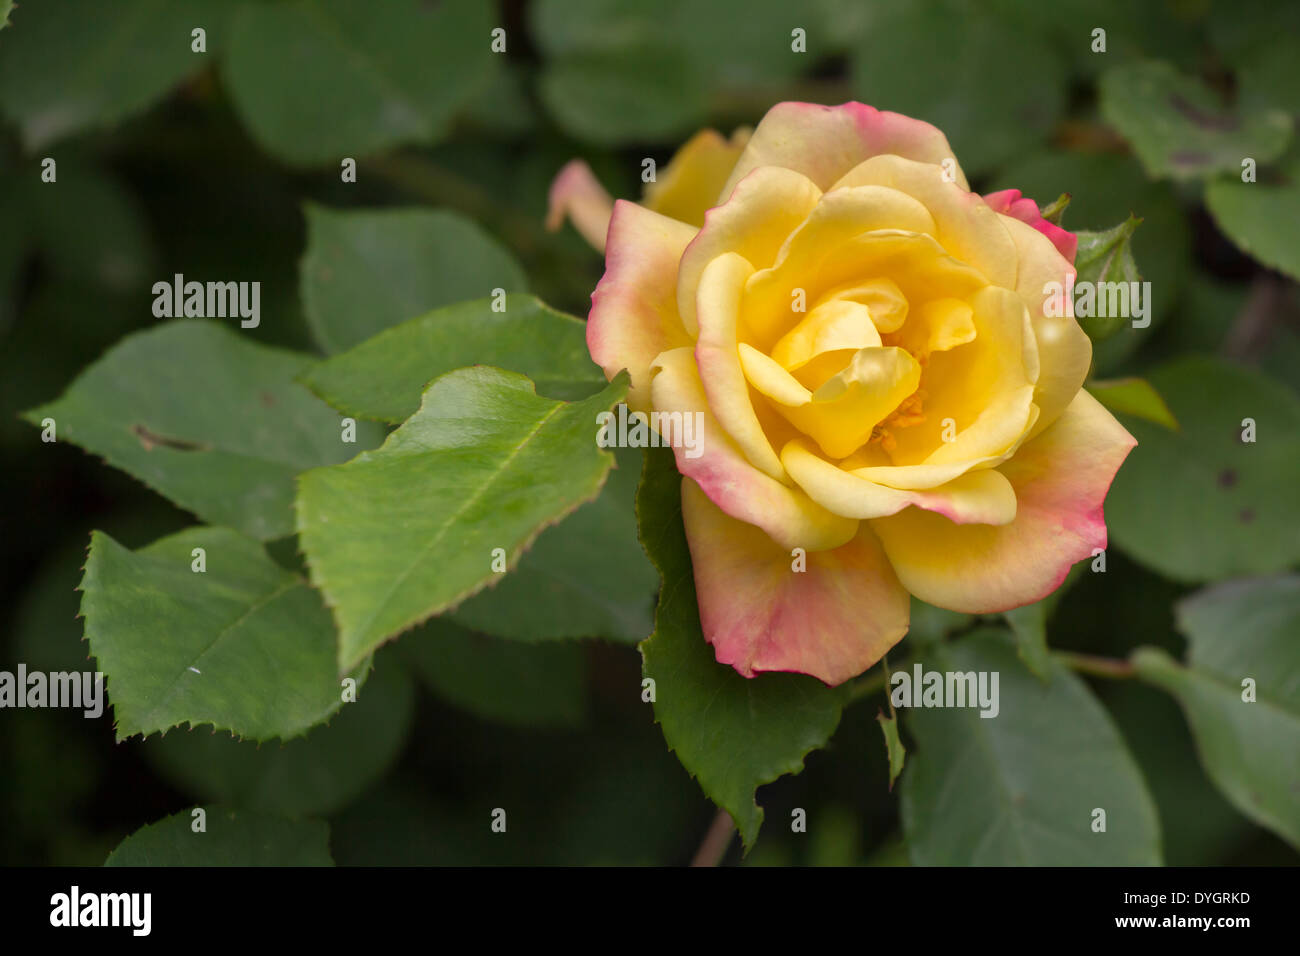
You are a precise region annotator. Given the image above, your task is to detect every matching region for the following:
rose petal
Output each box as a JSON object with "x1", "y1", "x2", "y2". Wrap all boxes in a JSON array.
[
  {"x1": 650, "y1": 347, "x2": 857, "y2": 552},
  {"x1": 984, "y1": 188, "x2": 1077, "y2": 263},
  {"x1": 546, "y1": 159, "x2": 615, "y2": 253},
  {"x1": 588, "y1": 200, "x2": 696, "y2": 411},
  {"x1": 677, "y1": 166, "x2": 822, "y2": 336},
  {"x1": 642, "y1": 127, "x2": 751, "y2": 227},
  {"x1": 719, "y1": 101, "x2": 968, "y2": 199},
  {"x1": 682, "y1": 477, "x2": 909, "y2": 685},
  {"x1": 782, "y1": 438, "x2": 1018, "y2": 523},
  {"x1": 999, "y1": 213, "x2": 1092, "y2": 441},
  {"x1": 868, "y1": 389, "x2": 1136, "y2": 612},
  {"x1": 832, "y1": 155, "x2": 1018, "y2": 290}
]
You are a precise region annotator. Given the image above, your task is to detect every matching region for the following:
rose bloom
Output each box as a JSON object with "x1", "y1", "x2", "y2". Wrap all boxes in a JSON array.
[{"x1": 549, "y1": 102, "x2": 1135, "y2": 686}]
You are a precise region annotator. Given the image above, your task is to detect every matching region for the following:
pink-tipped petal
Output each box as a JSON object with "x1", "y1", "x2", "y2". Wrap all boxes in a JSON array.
[
  {"x1": 651, "y1": 347, "x2": 858, "y2": 552},
  {"x1": 546, "y1": 159, "x2": 615, "y2": 253},
  {"x1": 719, "y1": 101, "x2": 969, "y2": 200},
  {"x1": 682, "y1": 477, "x2": 909, "y2": 686},
  {"x1": 868, "y1": 389, "x2": 1136, "y2": 613},
  {"x1": 588, "y1": 200, "x2": 696, "y2": 411},
  {"x1": 984, "y1": 188, "x2": 1078, "y2": 264}
]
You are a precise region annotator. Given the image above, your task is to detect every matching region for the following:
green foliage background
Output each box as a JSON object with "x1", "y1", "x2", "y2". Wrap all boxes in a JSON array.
[{"x1": 0, "y1": 0, "x2": 1297, "y2": 865}]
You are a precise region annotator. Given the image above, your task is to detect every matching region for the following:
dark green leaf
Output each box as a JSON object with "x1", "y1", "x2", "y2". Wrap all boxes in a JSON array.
[
  {"x1": 900, "y1": 629, "x2": 1162, "y2": 864},
  {"x1": 452, "y1": 447, "x2": 656, "y2": 643},
  {"x1": 1132, "y1": 575, "x2": 1300, "y2": 848},
  {"x1": 403, "y1": 619, "x2": 587, "y2": 728},
  {"x1": 139, "y1": 659, "x2": 413, "y2": 816},
  {"x1": 1206, "y1": 163, "x2": 1300, "y2": 282},
  {"x1": 1099, "y1": 61, "x2": 1292, "y2": 181},
  {"x1": 0, "y1": 0, "x2": 226, "y2": 149},
  {"x1": 81, "y1": 527, "x2": 365, "y2": 742},
  {"x1": 104, "y1": 807, "x2": 333, "y2": 866},
  {"x1": 222, "y1": 0, "x2": 493, "y2": 165},
  {"x1": 22, "y1": 321, "x2": 379, "y2": 540},
  {"x1": 637, "y1": 447, "x2": 844, "y2": 850},
  {"x1": 1107, "y1": 356, "x2": 1300, "y2": 581},
  {"x1": 300, "y1": 204, "x2": 527, "y2": 354}
]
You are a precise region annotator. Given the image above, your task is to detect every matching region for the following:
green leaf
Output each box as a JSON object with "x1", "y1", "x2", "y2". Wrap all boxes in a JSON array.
[
  {"x1": 80, "y1": 527, "x2": 365, "y2": 742},
  {"x1": 900, "y1": 629, "x2": 1162, "y2": 865},
  {"x1": 298, "y1": 368, "x2": 628, "y2": 671},
  {"x1": 1071, "y1": 216, "x2": 1142, "y2": 343},
  {"x1": 0, "y1": 0, "x2": 226, "y2": 149},
  {"x1": 1099, "y1": 61, "x2": 1293, "y2": 181},
  {"x1": 876, "y1": 711, "x2": 906, "y2": 790},
  {"x1": 1206, "y1": 163, "x2": 1300, "y2": 282},
  {"x1": 104, "y1": 807, "x2": 333, "y2": 866},
  {"x1": 1089, "y1": 377, "x2": 1178, "y2": 430},
  {"x1": 1003, "y1": 601, "x2": 1051, "y2": 681},
  {"x1": 1039, "y1": 192, "x2": 1070, "y2": 226},
  {"x1": 402, "y1": 618, "x2": 588, "y2": 728},
  {"x1": 452, "y1": 447, "x2": 657, "y2": 643},
  {"x1": 222, "y1": 0, "x2": 493, "y2": 165},
  {"x1": 139, "y1": 660, "x2": 413, "y2": 817},
  {"x1": 539, "y1": 47, "x2": 706, "y2": 147},
  {"x1": 0, "y1": 1, "x2": 12, "y2": 30},
  {"x1": 906, "y1": 597, "x2": 972, "y2": 647},
  {"x1": 850, "y1": 0, "x2": 1067, "y2": 176},
  {"x1": 1132, "y1": 575, "x2": 1300, "y2": 849},
  {"x1": 300, "y1": 205, "x2": 528, "y2": 355},
  {"x1": 1107, "y1": 356, "x2": 1300, "y2": 582},
  {"x1": 21, "y1": 321, "x2": 378, "y2": 540},
  {"x1": 636, "y1": 447, "x2": 844, "y2": 850},
  {"x1": 301, "y1": 294, "x2": 603, "y2": 423}
]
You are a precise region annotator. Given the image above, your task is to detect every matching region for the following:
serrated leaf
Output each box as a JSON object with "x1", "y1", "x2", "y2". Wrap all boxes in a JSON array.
[
  {"x1": 900, "y1": 629, "x2": 1162, "y2": 865},
  {"x1": 1089, "y1": 377, "x2": 1178, "y2": 430},
  {"x1": 298, "y1": 367, "x2": 628, "y2": 671},
  {"x1": 1071, "y1": 216, "x2": 1142, "y2": 343},
  {"x1": 636, "y1": 447, "x2": 844, "y2": 850},
  {"x1": 299, "y1": 205, "x2": 528, "y2": 355},
  {"x1": 104, "y1": 806, "x2": 333, "y2": 866},
  {"x1": 1099, "y1": 61, "x2": 1292, "y2": 181},
  {"x1": 0, "y1": 0, "x2": 226, "y2": 149},
  {"x1": 222, "y1": 0, "x2": 493, "y2": 165},
  {"x1": 876, "y1": 711, "x2": 906, "y2": 790},
  {"x1": 1107, "y1": 356, "x2": 1300, "y2": 581},
  {"x1": 1132, "y1": 575, "x2": 1300, "y2": 848},
  {"x1": 1206, "y1": 163, "x2": 1300, "y2": 282},
  {"x1": 139, "y1": 660, "x2": 413, "y2": 817},
  {"x1": 452, "y1": 447, "x2": 656, "y2": 643},
  {"x1": 402, "y1": 618, "x2": 587, "y2": 728},
  {"x1": 22, "y1": 320, "x2": 379, "y2": 541},
  {"x1": 301, "y1": 294, "x2": 603, "y2": 423},
  {"x1": 81, "y1": 527, "x2": 365, "y2": 742}
]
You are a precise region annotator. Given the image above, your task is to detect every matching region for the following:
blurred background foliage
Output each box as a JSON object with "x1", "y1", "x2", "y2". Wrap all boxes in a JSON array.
[{"x1": 0, "y1": 0, "x2": 1297, "y2": 865}]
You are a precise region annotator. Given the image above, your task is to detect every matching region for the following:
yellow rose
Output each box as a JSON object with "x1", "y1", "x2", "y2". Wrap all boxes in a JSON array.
[{"x1": 549, "y1": 102, "x2": 1135, "y2": 686}]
